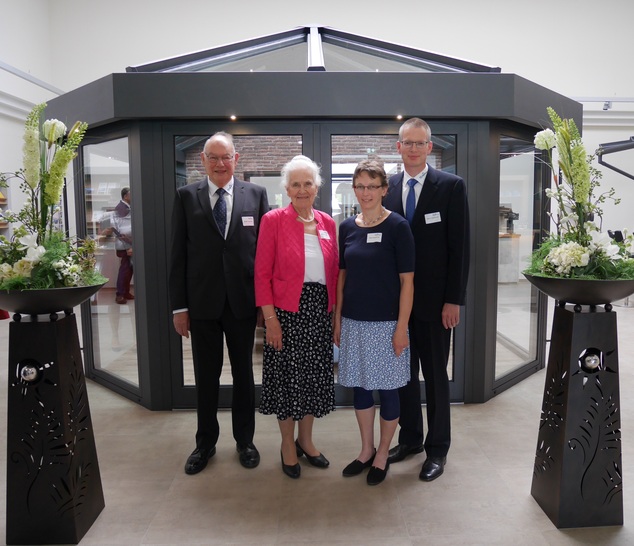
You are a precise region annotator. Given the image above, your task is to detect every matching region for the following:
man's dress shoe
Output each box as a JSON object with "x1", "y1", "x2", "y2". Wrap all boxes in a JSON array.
[
  {"x1": 295, "y1": 439, "x2": 329, "y2": 468},
  {"x1": 184, "y1": 447, "x2": 215, "y2": 475},
  {"x1": 419, "y1": 456, "x2": 446, "y2": 481},
  {"x1": 236, "y1": 442, "x2": 260, "y2": 468},
  {"x1": 387, "y1": 443, "x2": 424, "y2": 464}
]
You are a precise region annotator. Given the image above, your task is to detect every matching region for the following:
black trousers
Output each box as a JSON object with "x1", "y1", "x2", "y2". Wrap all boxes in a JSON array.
[
  {"x1": 397, "y1": 318, "x2": 451, "y2": 458},
  {"x1": 189, "y1": 300, "x2": 256, "y2": 450}
]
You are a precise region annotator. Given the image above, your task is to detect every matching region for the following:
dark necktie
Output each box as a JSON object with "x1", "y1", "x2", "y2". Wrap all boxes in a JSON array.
[
  {"x1": 213, "y1": 187, "x2": 227, "y2": 236},
  {"x1": 405, "y1": 178, "x2": 417, "y2": 224}
]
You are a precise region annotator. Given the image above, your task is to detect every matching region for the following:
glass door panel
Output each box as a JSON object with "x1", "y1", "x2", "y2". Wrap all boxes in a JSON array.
[
  {"x1": 83, "y1": 137, "x2": 139, "y2": 387},
  {"x1": 495, "y1": 136, "x2": 538, "y2": 379},
  {"x1": 174, "y1": 134, "x2": 303, "y2": 389}
]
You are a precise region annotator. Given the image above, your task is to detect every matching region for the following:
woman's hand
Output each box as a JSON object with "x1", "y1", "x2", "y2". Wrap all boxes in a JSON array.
[
  {"x1": 392, "y1": 326, "x2": 409, "y2": 357},
  {"x1": 265, "y1": 317, "x2": 283, "y2": 351},
  {"x1": 333, "y1": 313, "x2": 341, "y2": 347}
]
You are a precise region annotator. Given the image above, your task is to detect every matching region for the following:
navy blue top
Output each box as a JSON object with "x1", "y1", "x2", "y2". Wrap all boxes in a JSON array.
[{"x1": 339, "y1": 212, "x2": 415, "y2": 321}]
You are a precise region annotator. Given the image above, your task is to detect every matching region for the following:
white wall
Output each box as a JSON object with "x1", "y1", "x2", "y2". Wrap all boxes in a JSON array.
[{"x1": 2, "y1": 0, "x2": 634, "y2": 231}]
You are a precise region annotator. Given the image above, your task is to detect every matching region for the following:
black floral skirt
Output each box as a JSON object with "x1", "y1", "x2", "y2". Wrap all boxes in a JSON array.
[{"x1": 259, "y1": 282, "x2": 335, "y2": 420}]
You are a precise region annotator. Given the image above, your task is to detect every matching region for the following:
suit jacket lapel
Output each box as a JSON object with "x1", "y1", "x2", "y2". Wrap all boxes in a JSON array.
[
  {"x1": 389, "y1": 173, "x2": 405, "y2": 215},
  {"x1": 413, "y1": 167, "x2": 439, "y2": 227},
  {"x1": 196, "y1": 179, "x2": 218, "y2": 231}
]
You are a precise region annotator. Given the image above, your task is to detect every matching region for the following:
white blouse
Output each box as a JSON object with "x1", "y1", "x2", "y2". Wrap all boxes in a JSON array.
[{"x1": 304, "y1": 233, "x2": 326, "y2": 284}]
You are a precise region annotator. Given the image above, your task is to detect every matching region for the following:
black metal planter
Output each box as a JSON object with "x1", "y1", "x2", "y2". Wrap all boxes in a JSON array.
[{"x1": 4, "y1": 292, "x2": 105, "y2": 544}]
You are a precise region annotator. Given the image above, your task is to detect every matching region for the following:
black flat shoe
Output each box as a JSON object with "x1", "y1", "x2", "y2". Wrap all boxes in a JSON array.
[
  {"x1": 236, "y1": 442, "x2": 260, "y2": 469},
  {"x1": 342, "y1": 450, "x2": 376, "y2": 477},
  {"x1": 295, "y1": 439, "x2": 330, "y2": 468},
  {"x1": 281, "y1": 451, "x2": 301, "y2": 479},
  {"x1": 367, "y1": 462, "x2": 389, "y2": 486},
  {"x1": 184, "y1": 446, "x2": 216, "y2": 475},
  {"x1": 387, "y1": 443, "x2": 424, "y2": 464}
]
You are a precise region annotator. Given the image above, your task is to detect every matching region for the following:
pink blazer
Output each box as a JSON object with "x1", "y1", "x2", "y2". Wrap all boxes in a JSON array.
[{"x1": 255, "y1": 204, "x2": 338, "y2": 313}]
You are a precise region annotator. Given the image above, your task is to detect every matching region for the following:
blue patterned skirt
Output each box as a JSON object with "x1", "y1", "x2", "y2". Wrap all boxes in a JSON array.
[{"x1": 338, "y1": 317, "x2": 410, "y2": 390}]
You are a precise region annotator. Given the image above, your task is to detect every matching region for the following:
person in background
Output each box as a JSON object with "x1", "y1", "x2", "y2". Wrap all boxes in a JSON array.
[
  {"x1": 384, "y1": 117, "x2": 470, "y2": 482},
  {"x1": 334, "y1": 159, "x2": 415, "y2": 486},
  {"x1": 170, "y1": 132, "x2": 269, "y2": 475},
  {"x1": 255, "y1": 155, "x2": 338, "y2": 479},
  {"x1": 111, "y1": 187, "x2": 133, "y2": 304}
]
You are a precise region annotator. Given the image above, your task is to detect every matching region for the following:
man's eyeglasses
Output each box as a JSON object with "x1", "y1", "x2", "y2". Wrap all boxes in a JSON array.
[
  {"x1": 353, "y1": 185, "x2": 383, "y2": 192},
  {"x1": 204, "y1": 153, "x2": 235, "y2": 164},
  {"x1": 399, "y1": 140, "x2": 429, "y2": 149}
]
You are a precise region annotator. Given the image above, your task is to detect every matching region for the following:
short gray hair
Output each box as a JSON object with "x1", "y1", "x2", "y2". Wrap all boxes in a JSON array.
[{"x1": 280, "y1": 155, "x2": 322, "y2": 189}]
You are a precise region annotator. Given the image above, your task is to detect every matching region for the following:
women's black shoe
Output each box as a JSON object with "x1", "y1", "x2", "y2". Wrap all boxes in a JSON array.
[{"x1": 295, "y1": 439, "x2": 329, "y2": 468}]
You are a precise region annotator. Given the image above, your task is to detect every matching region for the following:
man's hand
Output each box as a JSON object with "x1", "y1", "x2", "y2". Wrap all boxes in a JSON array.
[
  {"x1": 441, "y1": 303, "x2": 460, "y2": 330},
  {"x1": 173, "y1": 311, "x2": 190, "y2": 338}
]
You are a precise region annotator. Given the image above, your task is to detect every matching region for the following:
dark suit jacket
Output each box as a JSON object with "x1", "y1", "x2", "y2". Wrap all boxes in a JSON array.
[
  {"x1": 384, "y1": 167, "x2": 470, "y2": 321},
  {"x1": 169, "y1": 177, "x2": 269, "y2": 321}
]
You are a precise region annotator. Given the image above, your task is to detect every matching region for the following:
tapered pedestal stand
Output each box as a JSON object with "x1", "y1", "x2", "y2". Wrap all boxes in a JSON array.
[
  {"x1": 531, "y1": 303, "x2": 622, "y2": 528},
  {"x1": 6, "y1": 313, "x2": 105, "y2": 544}
]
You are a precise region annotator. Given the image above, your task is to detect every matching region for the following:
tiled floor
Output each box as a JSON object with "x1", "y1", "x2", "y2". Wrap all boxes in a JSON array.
[{"x1": 1, "y1": 303, "x2": 634, "y2": 545}]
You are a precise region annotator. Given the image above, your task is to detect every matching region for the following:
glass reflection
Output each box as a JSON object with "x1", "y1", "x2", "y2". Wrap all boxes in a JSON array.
[
  {"x1": 496, "y1": 136, "x2": 538, "y2": 379},
  {"x1": 83, "y1": 137, "x2": 138, "y2": 386},
  {"x1": 174, "y1": 134, "x2": 303, "y2": 387}
]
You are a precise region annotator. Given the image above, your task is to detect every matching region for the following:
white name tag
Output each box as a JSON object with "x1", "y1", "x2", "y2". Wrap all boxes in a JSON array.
[
  {"x1": 425, "y1": 212, "x2": 441, "y2": 224},
  {"x1": 367, "y1": 233, "x2": 382, "y2": 243},
  {"x1": 318, "y1": 230, "x2": 330, "y2": 240},
  {"x1": 242, "y1": 216, "x2": 255, "y2": 226}
]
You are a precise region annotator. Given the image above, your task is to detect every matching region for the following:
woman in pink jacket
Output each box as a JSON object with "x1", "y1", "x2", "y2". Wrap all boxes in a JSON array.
[{"x1": 255, "y1": 155, "x2": 338, "y2": 479}]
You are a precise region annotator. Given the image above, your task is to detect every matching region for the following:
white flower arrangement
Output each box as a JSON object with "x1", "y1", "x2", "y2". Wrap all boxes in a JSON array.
[
  {"x1": 524, "y1": 107, "x2": 634, "y2": 280},
  {"x1": 0, "y1": 103, "x2": 107, "y2": 290}
]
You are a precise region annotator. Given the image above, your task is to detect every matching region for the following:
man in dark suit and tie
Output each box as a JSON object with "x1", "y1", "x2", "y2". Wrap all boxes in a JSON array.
[
  {"x1": 170, "y1": 132, "x2": 269, "y2": 475},
  {"x1": 384, "y1": 118, "x2": 470, "y2": 481}
]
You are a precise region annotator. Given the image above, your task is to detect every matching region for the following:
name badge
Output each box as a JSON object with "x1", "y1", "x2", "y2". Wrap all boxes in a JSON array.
[
  {"x1": 318, "y1": 230, "x2": 330, "y2": 240},
  {"x1": 425, "y1": 212, "x2": 441, "y2": 224},
  {"x1": 242, "y1": 216, "x2": 255, "y2": 227},
  {"x1": 367, "y1": 233, "x2": 382, "y2": 243}
]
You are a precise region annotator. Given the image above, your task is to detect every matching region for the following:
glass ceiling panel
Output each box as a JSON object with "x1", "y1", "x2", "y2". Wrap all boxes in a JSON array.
[
  {"x1": 184, "y1": 42, "x2": 308, "y2": 72},
  {"x1": 322, "y1": 42, "x2": 427, "y2": 72}
]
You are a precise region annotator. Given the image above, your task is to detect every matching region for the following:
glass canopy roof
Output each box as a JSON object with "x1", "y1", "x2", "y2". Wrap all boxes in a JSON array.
[{"x1": 127, "y1": 26, "x2": 500, "y2": 74}]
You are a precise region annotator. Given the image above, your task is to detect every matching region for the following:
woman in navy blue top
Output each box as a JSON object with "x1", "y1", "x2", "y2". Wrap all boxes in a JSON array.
[{"x1": 334, "y1": 159, "x2": 414, "y2": 486}]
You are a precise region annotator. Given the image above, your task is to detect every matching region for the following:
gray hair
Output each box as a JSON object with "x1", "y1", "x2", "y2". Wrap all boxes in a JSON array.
[
  {"x1": 280, "y1": 155, "x2": 322, "y2": 189},
  {"x1": 398, "y1": 117, "x2": 432, "y2": 141}
]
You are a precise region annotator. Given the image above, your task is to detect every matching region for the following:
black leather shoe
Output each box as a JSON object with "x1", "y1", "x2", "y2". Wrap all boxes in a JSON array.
[
  {"x1": 367, "y1": 462, "x2": 389, "y2": 486},
  {"x1": 387, "y1": 443, "x2": 424, "y2": 464},
  {"x1": 295, "y1": 439, "x2": 329, "y2": 468},
  {"x1": 236, "y1": 442, "x2": 260, "y2": 468},
  {"x1": 184, "y1": 447, "x2": 216, "y2": 475},
  {"x1": 342, "y1": 450, "x2": 376, "y2": 477},
  {"x1": 419, "y1": 456, "x2": 446, "y2": 481},
  {"x1": 281, "y1": 452, "x2": 301, "y2": 479}
]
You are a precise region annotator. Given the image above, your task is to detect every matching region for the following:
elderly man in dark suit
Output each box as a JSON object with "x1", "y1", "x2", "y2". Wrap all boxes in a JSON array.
[
  {"x1": 384, "y1": 118, "x2": 470, "y2": 481},
  {"x1": 170, "y1": 132, "x2": 269, "y2": 475}
]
